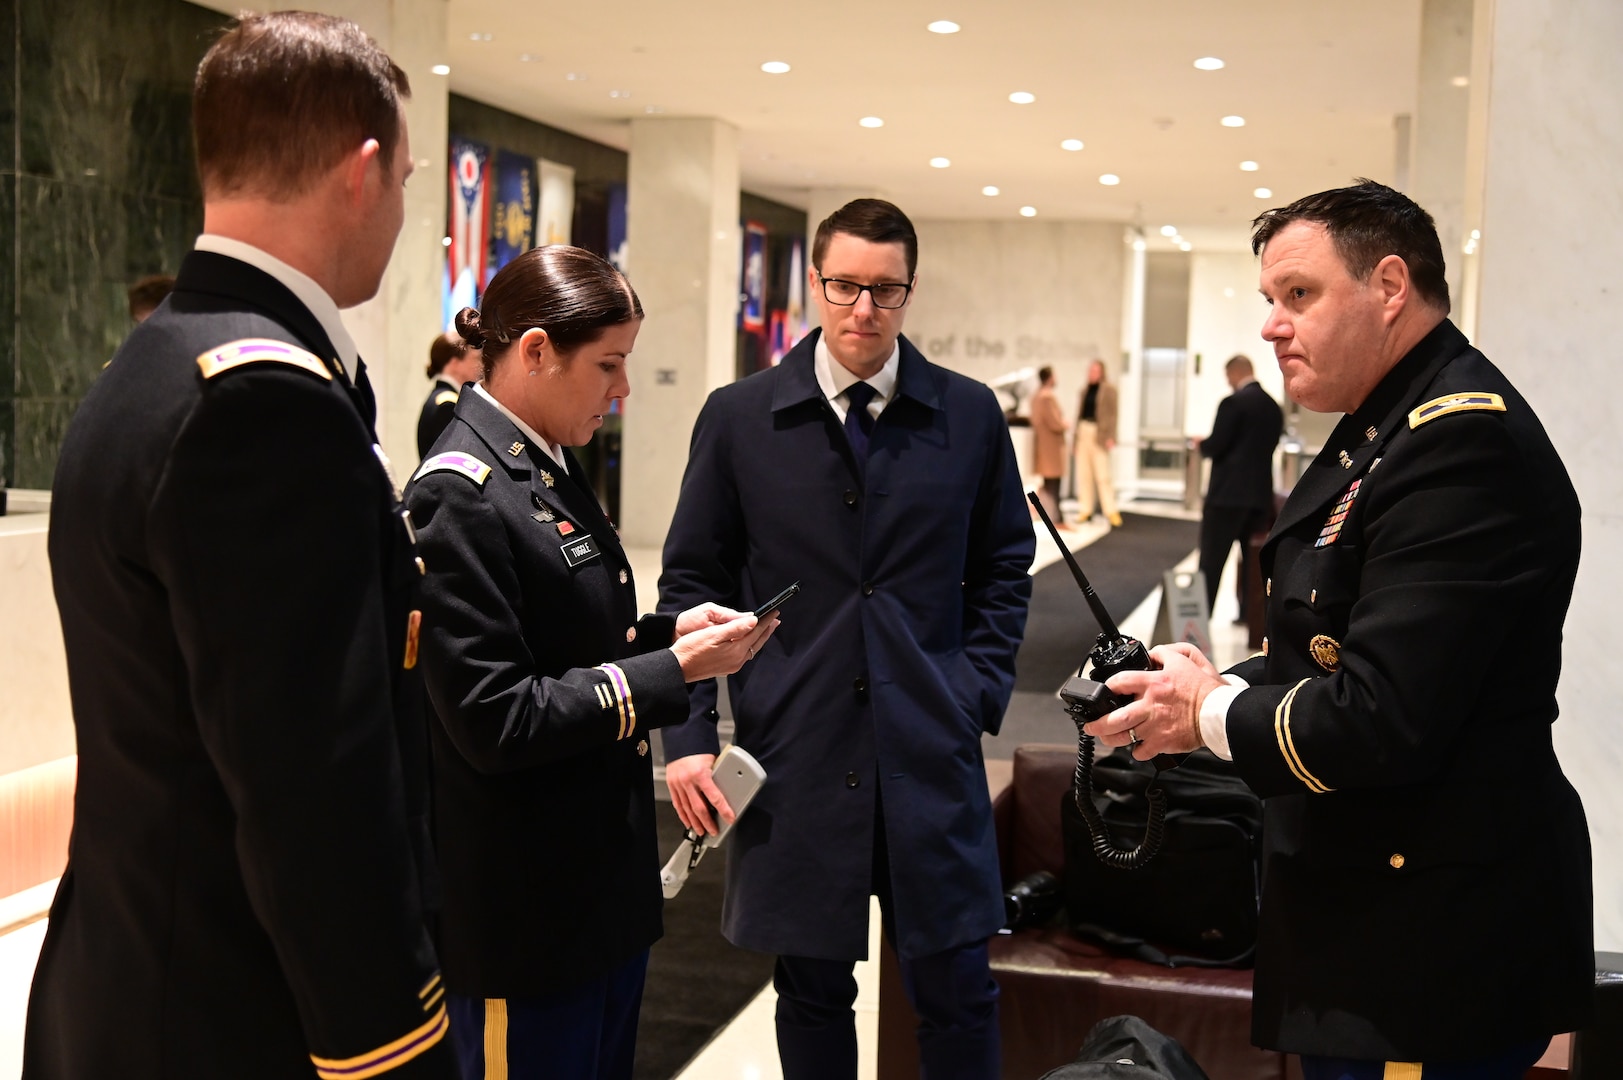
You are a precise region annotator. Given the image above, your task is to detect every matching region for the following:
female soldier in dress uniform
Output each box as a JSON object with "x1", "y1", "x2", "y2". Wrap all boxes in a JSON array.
[{"x1": 405, "y1": 246, "x2": 776, "y2": 1080}]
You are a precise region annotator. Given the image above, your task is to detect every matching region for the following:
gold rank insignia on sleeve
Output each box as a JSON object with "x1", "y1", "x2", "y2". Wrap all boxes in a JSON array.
[
  {"x1": 1408, "y1": 392, "x2": 1506, "y2": 429},
  {"x1": 594, "y1": 662, "x2": 638, "y2": 740},
  {"x1": 433, "y1": 390, "x2": 459, "y2": 406},
  {"x1": 196, "y1": 339, "x2": 332, "y2": 382},
  {"x1": 412, "y1": 451, "x2": 492, "y2": 487}
]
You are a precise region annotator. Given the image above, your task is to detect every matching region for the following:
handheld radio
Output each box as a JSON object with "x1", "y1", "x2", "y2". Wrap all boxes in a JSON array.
[{"x1": 1027, "y1": 492, "x2": 1186, "y2": 869}]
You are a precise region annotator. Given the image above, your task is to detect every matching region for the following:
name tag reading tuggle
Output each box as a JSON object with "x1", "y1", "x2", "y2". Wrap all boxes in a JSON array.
[{"x1": 561, "y1": 535, "x2": 602, "y2": 568}]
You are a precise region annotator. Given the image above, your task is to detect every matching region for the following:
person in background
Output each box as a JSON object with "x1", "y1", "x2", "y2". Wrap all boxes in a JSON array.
[
  {"x1": 126, "y1": 273, "x2": 175, "y2": 323},
  {"x1": 1091, "y1": 180, "x2": 1593, "y2": 1080},
  {"x1": 659, "y1": 198, "x2": 1034, "y2": 1080},
  {"x1": 1074, "y1": 358, "x2": 1122, "y2": 527},
  {"x1": 418, "y1": 330, "x2": 483, "y2": 457},
  {"x1": 405, "y1": 245, "x2": 775, "y2": 1080},
  {"x1": 28, "y1": 12, "x2": 455, "y2": 1079},
  {"x1": 1030, "y1": 365, "x2": 1072, "y2": 529},
  {"x1": 1195, "y1": 354, "x2": 1283, "y2": 613}
]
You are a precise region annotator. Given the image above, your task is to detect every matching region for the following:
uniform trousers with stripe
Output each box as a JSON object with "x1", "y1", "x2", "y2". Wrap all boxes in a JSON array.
[
  {"x1": 1299, "y1": 1037, "x2": 1549, "y2": 1080},
  {"x1": 446, "y1": 950, "x2": 648, "y2": 1080},
  {"x1": 772, "y1": 788, "x2": 1000, "y2": 1080}
]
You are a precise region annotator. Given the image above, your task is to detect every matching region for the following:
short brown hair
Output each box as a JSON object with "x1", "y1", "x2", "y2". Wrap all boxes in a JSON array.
[
  {"x1": 455, "y1": 247, "x2": 642, "y2": 379},
  {"x1": 127, "y1": 274, "x2": 176, "y2": 320},
  {"x1": 194, "y1": 12, "x2": 410, "y2": 200},
  {"x1": 426, "y1": 332, "x2": 467, "y2": 379},
  {"x1": 1252, "y1": 180, "x2": 1450, "y2": 314},
  {"x1": 813, "y1": 198, "x2": 918, "y2": 278},
  {"x1": 1225, "y1": 354, "x2": 1254, "y2": 377}
]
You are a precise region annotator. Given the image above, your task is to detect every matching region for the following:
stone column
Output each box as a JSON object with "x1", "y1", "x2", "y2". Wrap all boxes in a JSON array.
[
  {"x1": 1115, "y1": 229, "x2": 1147, "y2": 499},
  {"x1": 1408, "y1": 0, "x2": 1475, "y2": 305},
  {"x1": 1466, "y1": 0, "x2": 1623, "y2": 950},
  {"x1": 619, "y1": 117, "x2": 740, "y2": 549}
]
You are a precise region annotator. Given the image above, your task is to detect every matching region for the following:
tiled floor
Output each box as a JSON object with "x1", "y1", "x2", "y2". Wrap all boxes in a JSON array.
[{"x1": 0, "y1": 498, "x2": 1235, "y2": 1080}]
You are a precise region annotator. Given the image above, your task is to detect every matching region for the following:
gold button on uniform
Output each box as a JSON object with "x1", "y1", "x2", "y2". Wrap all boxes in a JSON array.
[
  {"x1": 637, "y1": 740, "x2": 649, "y2": 757},
  {"x1": 625, "y1": 626, "x2": 636, "y2": 643},
  {"x1": 1390, "y1": 854, "x2": 1406, "y2": 869},
  {"x1": 619, "y1": 569, "x2": 629, "y2": 585}
]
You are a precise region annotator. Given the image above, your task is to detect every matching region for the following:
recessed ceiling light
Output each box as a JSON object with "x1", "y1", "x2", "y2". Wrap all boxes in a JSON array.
[
  {"x1": 1239, "y1": 160, "x2": 1259, "y2": 171},
  {"x1": 518, "y1": 53, "x2": 538, "y2": 63},
  {"x1": 644, "y1": 105, "x2": 665, "y2": 114},
  {"x1": 431, "y1": 64, "x2": 450, "y2": 76},
  {"x1": 1060, "y1": 138, "x2": 1084, "y2": 152},
  {"x1": 1160, "y1": 225, "x2": 1178, "y2": 236},
  {"x1": 1019, "y1": 206, "x2": 1037, "y2": 217},
  {"x1": 469, "y1": 32, "x2": 492, "y2": 41},
  {"x1": 1253, "y1": 187, "x2": 1273, "y2": 198},
  {"x1": 566, "y1": 72, "x2": 588, "y2": 81},
  {"x1": 761, "y1": 61, "x2": 791, "y2": 74},
  {"x1": 927, "y1": 19, "x2": 961, "y2": 33},
  {"x1": 1008, "y1": 91, "x2": 1036, "y2": 104},
  {"x1": 1451, "y1": 75, "x2": 1469, "y2": 87},
  {"x1": 930, "y1": 157, "x2": 951, "y2": 168},
  {"x1": 982, "y1": 185, "x2": 1000, "y2": 196},
  {"x1": 1099, "y1": 173, "x2": 1121, "y2": 186},
  {"x1": 1179, "y1": 241, "x2": 1193, "y2": 251},
  {"x1": 1221, "y1": 115, "x2": 1246, "y2": 127},
  {"x1": 609, "y1": 89, "x2": 632, "y2": 99},
  {"x1": 1132, "y1": 238, "x2": 1147, "y2": 251},
  {"x1": 1194, "y1": 57, "x2": 1225, "y2": 71},
  {"x1": 859, "y1": 116, "x2": 884, "y2": 128}
]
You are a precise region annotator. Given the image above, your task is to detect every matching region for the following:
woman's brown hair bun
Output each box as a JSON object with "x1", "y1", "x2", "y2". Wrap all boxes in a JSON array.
[{"x1": 454, "y1": 307, "x2": 487, "y2": 350}]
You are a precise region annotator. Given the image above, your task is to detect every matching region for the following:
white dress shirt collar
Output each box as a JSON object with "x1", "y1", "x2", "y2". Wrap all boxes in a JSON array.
[
  {"x1": 814, "y1": 334, "x2": 900, "y2": 421},
  {"x1": 472, "y1": 383, "x2": 568, "y2": 473},
  {"x1": 193, "y1": 234, "x2": 360, "y2": 376}
]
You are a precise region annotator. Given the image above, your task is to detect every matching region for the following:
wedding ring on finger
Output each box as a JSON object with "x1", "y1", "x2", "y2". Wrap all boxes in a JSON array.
[{"x1": 1127, "y1": 727, "x2": 1141, "y2": 748}]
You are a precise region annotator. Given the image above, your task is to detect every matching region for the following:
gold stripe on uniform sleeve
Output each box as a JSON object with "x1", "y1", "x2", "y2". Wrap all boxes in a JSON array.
[
  {"x1": 602, "y1": 662, "x2": 638, "y2": 738},
  {"x1": 484, "y1": 999, "x2": 510, "y2": 1080},
  {"x1": 1274, "y1": 679, "x2": 1333, "y2": 794},
  {"x1": 416, "y1": 974, "x2": 441, "y2": 1000},
  {"x1": 421, "y1": 986, "x2": 445, "y2": 1013},
  {"x1": 595, "y1": 665, "x2": 629, "y2": 740},
  {"x1": 309, "y1": 1003, "x2": 448, "y2": 1079},
  {"x1": 1382, "y1": 1063, "x2": 1423, "y2": 1080}
]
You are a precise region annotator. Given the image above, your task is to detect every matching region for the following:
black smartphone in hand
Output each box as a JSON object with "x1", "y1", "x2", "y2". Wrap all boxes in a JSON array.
[{"x1": 753, "y1": 582, "x2": 800, "y2": 620}]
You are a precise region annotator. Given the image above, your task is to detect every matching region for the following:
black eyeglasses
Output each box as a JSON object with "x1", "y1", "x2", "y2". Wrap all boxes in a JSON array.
[{"x1": 816, "y1": 275, "x2": 913, "y2": 309}]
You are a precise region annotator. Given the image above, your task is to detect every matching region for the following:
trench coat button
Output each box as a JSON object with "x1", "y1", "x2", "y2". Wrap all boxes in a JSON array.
[
  {"x1": 843, "y1": 490, "x2": 858, "y2": 507},
  {"x1": 862, "y1": 582, "x2": 875, "y2": 597},
  {"x1": 853, "y1": 677, "x2": 868, "y2": 693},
  {"x1": 1389, "y1": 854, "x2": 1405, "y2": 869},
  {"x1": 706, "y1": 708, "x2": 720, "y2": 721},
  {"x1": 625, "y1": 626, "x2": 637, "y2": 643},
  {"x1": 845, "y1": 772, "x2": 861, "y2": 788},
  {"x1": 619, "y1": 569, "x2": 629, "y2": 585}
]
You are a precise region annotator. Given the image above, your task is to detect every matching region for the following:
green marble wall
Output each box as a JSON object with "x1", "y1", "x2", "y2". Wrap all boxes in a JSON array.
[{"x1": 2, "y1": 0, "x2": 227, "y2": 489}]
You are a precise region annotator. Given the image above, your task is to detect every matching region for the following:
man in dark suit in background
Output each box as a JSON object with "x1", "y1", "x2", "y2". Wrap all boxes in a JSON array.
[
  {"x1": 1196, "y1": 354, "x2": 1283, "y2": 611},
  {"x1": 27, "y1": 13, "x2": 454, "y2": 1080},
  {"x1": 659, "y1": 198, "x2": 1035, "y2": 1080}
]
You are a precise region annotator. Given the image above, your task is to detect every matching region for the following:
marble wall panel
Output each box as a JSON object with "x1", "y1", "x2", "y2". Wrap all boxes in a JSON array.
[
  {"x1": 12, "y1": 398, "x2": 75, "y2": 489},
  {"x1": 1, "y1": 0, "x2": 15, "y2": 177},
  {"x1": 1, "y1": 173, "x2": 13, "y2": 488}
]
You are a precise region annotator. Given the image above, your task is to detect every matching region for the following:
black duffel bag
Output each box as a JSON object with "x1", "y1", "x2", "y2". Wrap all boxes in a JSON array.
[
  {"x1": 1061, "y1": 747, "x2": 1261, "y2": 967},
  {"x1": 1037, "y1": 1015, "x2": 1212, "y2": 1080}
]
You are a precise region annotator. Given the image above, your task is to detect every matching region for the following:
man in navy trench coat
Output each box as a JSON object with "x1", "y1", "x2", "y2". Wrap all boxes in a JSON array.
[{"x1": 659, "y1": 199, "x2": 1034, "y2": 1080}]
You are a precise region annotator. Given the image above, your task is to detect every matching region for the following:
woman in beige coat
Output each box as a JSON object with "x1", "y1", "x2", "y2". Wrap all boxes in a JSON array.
[
  {"x1": 1074, "y1": 359, "x2": 1122, "y2": 527},
  {"x1": 1031, "y1": 366, "x2": 1073, "y2": 529}
]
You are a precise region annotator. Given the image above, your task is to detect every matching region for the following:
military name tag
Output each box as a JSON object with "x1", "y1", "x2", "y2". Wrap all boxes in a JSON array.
[{"x1": 560, "y1": 535, "x2": 602, "y2": 568}]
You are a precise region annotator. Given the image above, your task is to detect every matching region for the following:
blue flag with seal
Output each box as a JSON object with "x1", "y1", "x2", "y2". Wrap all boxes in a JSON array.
[{"x1": 492, "y1": 150, "x2": 535, "y2": 274}]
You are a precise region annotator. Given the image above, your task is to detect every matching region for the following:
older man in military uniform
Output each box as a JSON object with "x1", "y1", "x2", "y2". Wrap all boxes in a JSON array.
[
  {"x1": 1090, "y1": 181, "x2": 1592, "y2": 1080},
  {"x1": 26, "y1": 13, "x2": 454, "y2": 1080}
]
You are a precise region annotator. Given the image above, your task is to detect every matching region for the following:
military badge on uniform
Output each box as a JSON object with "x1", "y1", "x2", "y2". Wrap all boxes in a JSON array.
[
  {"x1": 531, "y1": 507, "x2": 555, "y2": 524},
  {"x1": 557, "y1": 521, "x2": 575, "y2": 536},
  {"x1": 404, "y1": 610, "x2": 422, "y2": 670},
  {"x1": 1338, "y1": 449, "x2": 1354, "y2": 469},
  {"x1": 413, "y1": 451, "x2": 493, "y2": 487},
  {"x1": 196, "y1": 338, "x2": 332, "y2": 382},
  {"x1": 508, "y1": 441, "x2": 524, "y2": 457},
  {"x1": 1364, "y1": 425, "x2": 1379, "y2": 442},
  {"x1": 1309, "y1": 634, "x2": 1341, "y2": 672},
  {"x1": 1316, "y1": 478, "x2": 1363, "y2": 548},
  {"x1": 540, "y1": 469, "x2": 556, "y2": 488},
  {"x1": 1408, "y1": 392, "x2": 1506, "y2": 429}
]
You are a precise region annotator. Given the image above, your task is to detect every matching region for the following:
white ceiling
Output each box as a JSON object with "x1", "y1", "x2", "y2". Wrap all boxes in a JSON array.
[{"x1": 447, "y1": 0, "x2": 1425, "y2": 242}]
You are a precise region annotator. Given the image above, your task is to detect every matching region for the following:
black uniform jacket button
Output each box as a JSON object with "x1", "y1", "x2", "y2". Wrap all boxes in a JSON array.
[
  {"x1": 853, "y1": 677, "x2": 867, "y2": 692},
  {"x1": 862, "y1": 582, "x2": 875, "y2": 597},
  {"x1": 843, "y1": 490, "x2": 858, "y2": 507},
  {"x1": 845, "y1": 772, "x2": 861, "y2": 788}
]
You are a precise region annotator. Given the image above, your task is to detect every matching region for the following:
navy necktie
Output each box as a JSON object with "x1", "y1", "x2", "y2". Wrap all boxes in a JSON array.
[{"x1": 844, "y1": 381, "x2": 878, "y2": 463}]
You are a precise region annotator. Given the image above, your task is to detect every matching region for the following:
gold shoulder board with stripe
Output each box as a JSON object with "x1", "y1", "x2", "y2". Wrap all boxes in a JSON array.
[
  {"x1": 433, "y1": 389, "x2": 460, "y2": 407},
  {"x1": 1407, "y1": 392, "x2": 1505, "y2": 429},
  {"x1": 197, "y1": 338, "x2": 332, "y2": 382}
]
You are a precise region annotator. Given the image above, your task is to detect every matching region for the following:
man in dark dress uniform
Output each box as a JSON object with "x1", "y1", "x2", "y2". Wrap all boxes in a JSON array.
[
  {"x1": 1092, "y1": 181, "x2": 1593, "y2": 1080},
  {"x1": 25, "y1": 13, "x2": 455, "y2": 1080},
  {"x1": 417, "y1": 331, "x2": 482, "y2": 458},
  {"x1": 1196, "y1": 354, "x2": 1283, "y2": 611}
]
